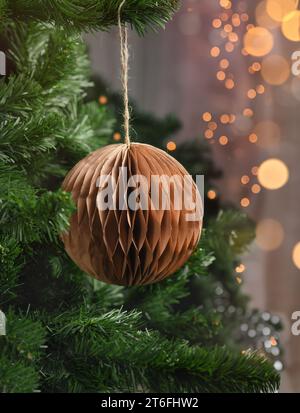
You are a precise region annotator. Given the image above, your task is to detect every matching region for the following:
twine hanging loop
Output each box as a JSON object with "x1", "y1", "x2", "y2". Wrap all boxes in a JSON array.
[{"x1": 118, "y1": 0, "x2": 131, "y2": 147}]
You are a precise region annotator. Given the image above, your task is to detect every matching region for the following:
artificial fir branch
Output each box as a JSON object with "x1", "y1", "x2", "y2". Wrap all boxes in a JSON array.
[
  {"x1": 6, "y1": 0, "x2": 180, "y2": 35},
  {"x1": 42, "y1": 307, "x2": 279, "y2": 393}
]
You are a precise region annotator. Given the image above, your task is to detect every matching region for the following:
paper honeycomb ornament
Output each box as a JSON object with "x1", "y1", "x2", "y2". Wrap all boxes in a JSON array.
[{"x1": 62, "y1": 143, "x2": 202, "y2": 285}]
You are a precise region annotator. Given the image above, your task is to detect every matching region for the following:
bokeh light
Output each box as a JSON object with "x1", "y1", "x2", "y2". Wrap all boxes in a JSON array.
[
  {"x1": 241, "y1": 197, "x2": 250, "y2": 207},
  {"x1": 258, "y1": 158, "x2": 289, "y2": 190},
  {"x1": 113, "y1": 132, "x2": 121, "y2": 141},
  {"x1": 202, "y1": 112, "x2": 212, "y2": 122},
  {"x1": 99, "y1": 95, "x2": 108, "y2": 104},
  {"x1": 244, "y1": 27, "x2": 274, "y2": 57},
  {"x1": 261, "y1": 55, "x2": 290, "y2": 85},
  {"x1": 212, "y1": 18, "x2": 222, "y2": 29},
  {"x1": 207, "y1": 189, "x2": 217, "y2": 200},
  {"x1": 256, "y1": 0, "x2": 280, "y2": 29},
  {"x1": 220, "y1": 114, "x2": 230, "y2": 124},
  {"x1": 236, "y1": 264, "x2": 246, "y2": 273},
  {"x1": 256, "y1": 84, "x2": 265, "y2": 94},
  {"x1": 217, "y1": 70, "x2": 226, "y2": 81},
  {"x1": 247, "y1": 88, "x2": 257, "y2": 99},
  {"x1": 292, "y1": 242, "x2": 300, "y2": 269},
  {"x1": 225, "y1": 42, "x2": 235, "y2": 53},
  {"x1": 225, "y1": 79, "x2": 235, "y2": 89},
  {"x1": 244, "y1": 108, "x2": 254, "y2": 117},
  {"x1": 256, "y1": 219, "x2": 284, "y2": 251},
  {"x1": 220, "y1": 58, "x2": 230, "y2": 69},
  {"x1": 266, "y1": 0, "x2": 299, "y2": 22},
  {"x1": 220, "y1": 0, "x2": 232, "y2": 9},
  {"x1": 166, "y1": 141, "x2": 176, "y2": 151},
  {"x1": 211, "y1": 46, "x2": 221, "y2": 57},
  {"x1": 208, "y1": 121, "x2": 218, "y2": 131},
  {"x1": 219, "y1": 135, "x2": 229, "y2": 145},
  {"x1": 205, "y1": 129, "x2": 214, "y2": 139},
  {"x1": 252, "y1": 62, "x2": 262, "y2": 72},
  {"x1": 251, "y1": 184, "x2": 262, "y2": 194},
  {"x1": 281, "y1": 11, "x2": 300, "y2": 41},
  {"x1": 241, "y1": 175, "x2": 250, "y2": 184},
  {"x1": 249, "y1": 133, "x2": 258, "y2": 143},
  {"x1": 232, "y1": 13, "x2": 241, "y2": 27}
]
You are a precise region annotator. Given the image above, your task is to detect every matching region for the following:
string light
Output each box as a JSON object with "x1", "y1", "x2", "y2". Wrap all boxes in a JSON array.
[
  {"x1": 217, "y1": 70, "x2": 226, "y2": 81},
  {"x1": 225, "y1": 79, "x2": 235, "y2": 89},
  {"x1": 247, "y1": 89, "x2": 257, "y2": 99},
  {"x1": 212, "y1": 18, "x2": 222, "y2": 28},
  {"x1": 236, "y1": 264, "x2": 246, "y2": 273},
  {"x1": 292, "y1": 242, "x2": 300, "y2": 269},
  {"x1": 241, "y1": 197, "x2": 250, "y2": 207},
  {"x1": 266, "y1": 0, "x2": 299, "y2": 22},
  {"x1": 229, "y1": 114, "x2": 236, "y2": 123},
  {"x1": 224, "y1": 24, "x2": 233, "y2": 33},
  {"x1": 281, "y1": 11, "x2": 300, "y2": 41},
  {"x1": 211, "y1": 46, "x2": 221, "y2": 57},
  {"x1": 252, "y1": 62, "x2": 261, "y2": 72},
  {"x1": 251, "y1": 184, "x2": 261, "y2": 194},
  {"x1": 220, "y1": 114, "x2": 230, "y2": 124},
  {"x1": 220, "y1": 58, "x2": 230, "y2": 69},
  {"x1": 225, "y1": 42, "x2": 235, "y2": 53},
  {"x1": 219, "y1": 135, "x2": 229, "y2": 145},
  {"x1": 220, "y1": 0, "x2": 232, "y2": 9},
  {"x1": 243, "y1": 108, "x2": 254, "y2": 117},
  {"x1": 208, "y1": 121, "x2": 218, "y2": 131},
  {"x1": 202, "y1": 112, "x2": 212, "y2": 122},
  {"x1": 256, "y1": 219, "x2": 284, "y2": 251},
  {"x1": 241, "y1": 175, "x2": 250, "y2": 184},
  {"x1": 205, "y1": 129, "x2": 214, "y2": 139},
  {"x1": 241, "y1": 13, "x2": 249, "y2": 22},
  {"x1": 256, "y1": 0, "x2": 281, "y2": 29},
  {"x1": 166, "y1": 141, "x2": 176, "y2": 151},
  {"x1": 249, "y1": 133, "x2": 258, "y2": 143},
  {"x1": 243, "y1": 26, "x2": 274, "y2": 57},
  {"x1": 207, "y1": 189, "x2": 217, "y2": 200},
  {"x1": 99, "y1": 95, "x2": 108, "y2": 104},
  {"x1": 256, "y1": 84, "x2": 265, "y2": 94},
  {"x1": 261, "y1": 55, "x2": 290, "y2": 85},
  {"x1": 228, "y1": 32, "x2": 239, "y2": 42},
  {"x1": 258, "y1": 158, "x2": 289, "y2": 190},
  {"x1": 113, "y1": 132, "x2": 121, "y2": 141},
  {"x1": 232, "y1": 13, "x2": 241, "y2": 27}
]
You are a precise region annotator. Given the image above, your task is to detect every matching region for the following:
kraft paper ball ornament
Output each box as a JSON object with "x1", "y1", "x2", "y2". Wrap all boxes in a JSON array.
[{"x1": 62, "y1": 143, "x2": 202, "y2": 285}]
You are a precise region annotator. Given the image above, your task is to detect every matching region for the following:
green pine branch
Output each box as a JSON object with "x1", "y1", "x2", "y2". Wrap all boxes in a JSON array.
[
  {"x1": 5, "y1": 0, "x2": 180, "y2": 35},
  {"x1": 0, "y1": 310, "x2": 46, "y2": 393},
  {"x1": 42, "y1": 306, "x2": 280, "y2": 393}
]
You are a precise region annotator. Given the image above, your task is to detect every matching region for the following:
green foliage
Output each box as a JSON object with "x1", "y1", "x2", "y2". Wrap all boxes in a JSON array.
[
  {"x1": 0, "y1": 311, "x2": 46, "y2": 393},
  {"x1": 0, "y1": 238, "x2": 22, "y2": 305},
  {"x1": 6, "y1": 0, "x2": 179, "y2": 35},
  {"x1": 42, "y1": 306, "x2": 279, "y2": 393}
]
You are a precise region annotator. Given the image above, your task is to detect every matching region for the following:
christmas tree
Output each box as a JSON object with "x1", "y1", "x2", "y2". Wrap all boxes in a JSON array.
[{"x1": 0, "y1": 0, "x2": 280, "y2": 393}]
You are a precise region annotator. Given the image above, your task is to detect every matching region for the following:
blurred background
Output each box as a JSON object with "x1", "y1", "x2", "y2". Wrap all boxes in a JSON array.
[{"x1": 85, "y1": 0, "x2": 300, "y2": 392}]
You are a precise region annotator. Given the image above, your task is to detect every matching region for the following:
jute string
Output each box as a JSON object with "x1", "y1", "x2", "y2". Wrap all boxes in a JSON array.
[{"x1": 118, "y1": 0, "x2": 131, "y2": 147}]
